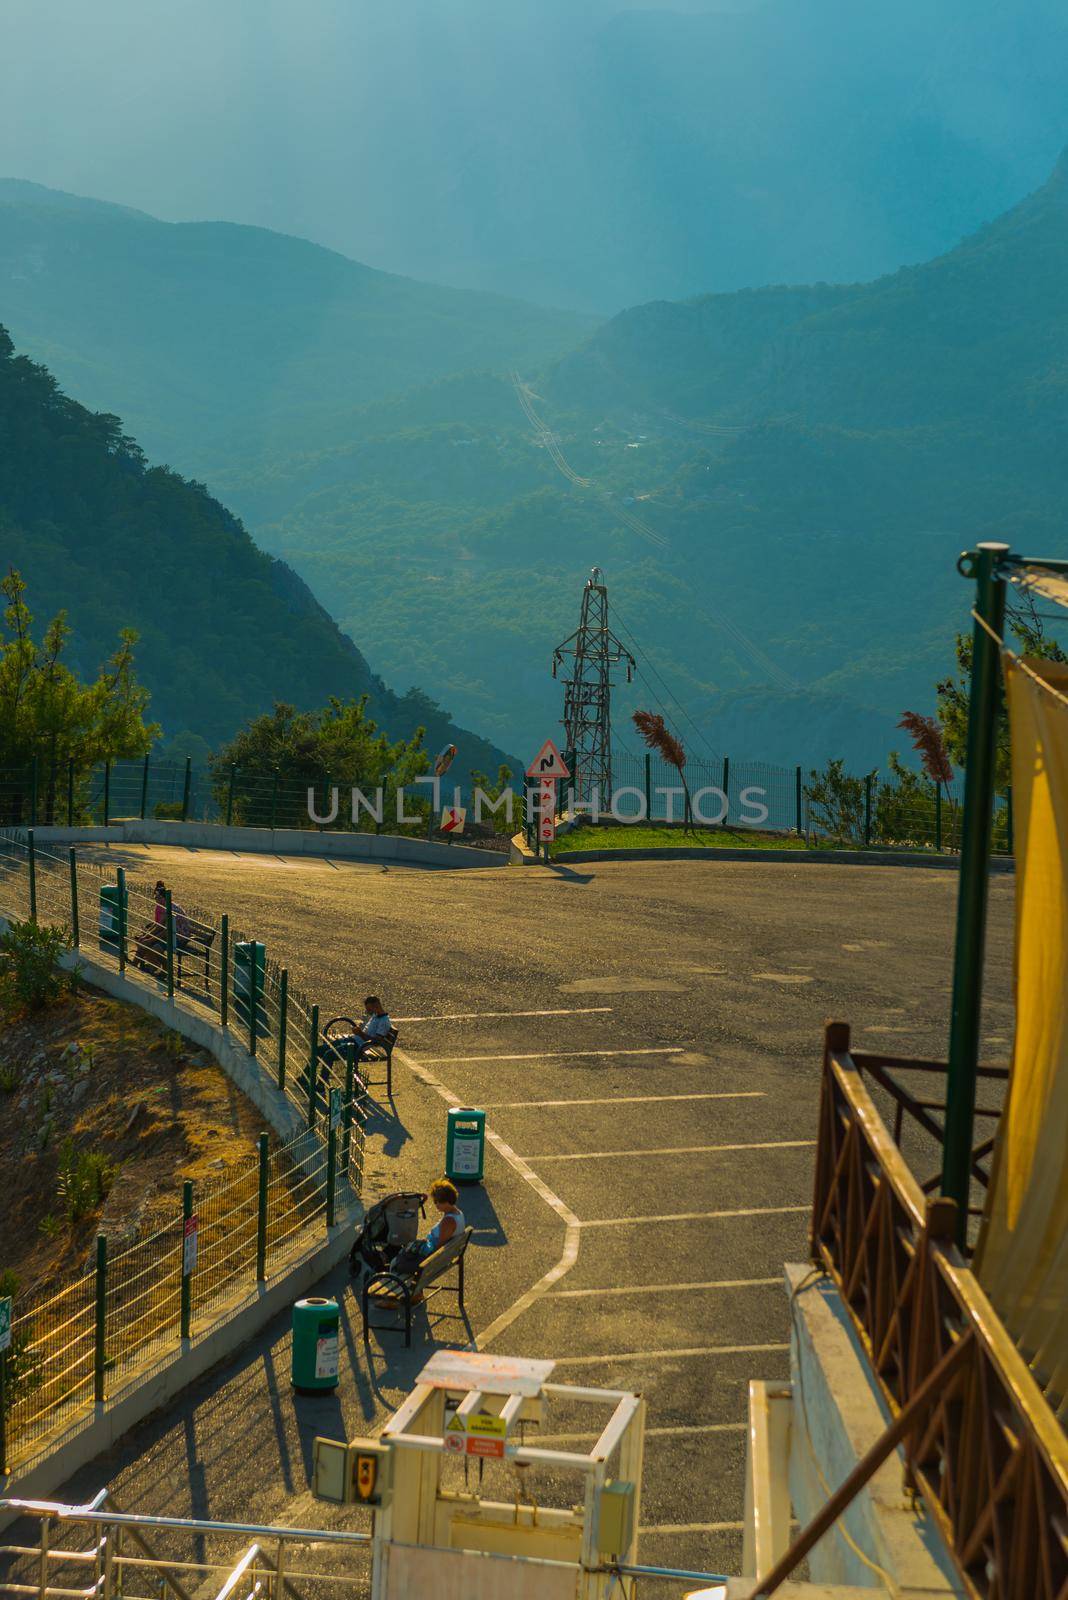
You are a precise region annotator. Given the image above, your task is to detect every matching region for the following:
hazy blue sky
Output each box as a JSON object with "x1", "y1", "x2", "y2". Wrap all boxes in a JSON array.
[{"x1": 3, "y1": 0, "x2": 1065, "y2": 309}]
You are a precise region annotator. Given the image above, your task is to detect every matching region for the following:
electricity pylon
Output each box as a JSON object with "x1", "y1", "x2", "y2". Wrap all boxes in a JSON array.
[{"x1": 552, "y1": 568, "x2": 635, "y2": 804}]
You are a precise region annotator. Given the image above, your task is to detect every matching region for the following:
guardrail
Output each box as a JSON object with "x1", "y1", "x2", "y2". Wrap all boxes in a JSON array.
[
  {"x1": 809, "y1": 1022, "x2": 1068, "y2": 1600},
  {"x1": 0, "y1": 832, "x2": 367, "y2": 1474}
]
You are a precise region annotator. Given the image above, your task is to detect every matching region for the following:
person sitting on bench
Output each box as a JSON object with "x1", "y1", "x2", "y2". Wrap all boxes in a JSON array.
[
  {"x1": 390, "y1": 1180, "x2": 464, "y2": 1280},
  {"x1": 347, "y1": 995, "x2": 393, "y2": 1059}
]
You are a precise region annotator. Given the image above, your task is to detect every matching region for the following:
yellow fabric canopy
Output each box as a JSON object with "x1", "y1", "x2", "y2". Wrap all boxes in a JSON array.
[{"x1": 975, "y1": 656, "x2": 1068, "y2": 1420}]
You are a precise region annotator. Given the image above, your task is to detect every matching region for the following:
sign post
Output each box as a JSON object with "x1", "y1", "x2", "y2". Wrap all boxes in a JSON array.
[
  {"x1": 0, "y1": 1293, "x2": 9, "y2": 1477},
  {"x1": 526, "y1": 742, "x2": 571, "y2": 862},
  {"x1": 428, "y1": 745, "x2": 458, "y2": 838}
]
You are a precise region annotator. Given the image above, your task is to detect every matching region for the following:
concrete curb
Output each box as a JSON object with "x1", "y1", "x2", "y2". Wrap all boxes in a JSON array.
[
  {"x1": 20, "y1": 819, "x2": 507, "y2": 870},
  {"x1": 0, "y1": 1206, "x2": 358, "y2": 1516},
  {"x1": 550, "y1": 843, "x2": 1014, "y2": 872}
]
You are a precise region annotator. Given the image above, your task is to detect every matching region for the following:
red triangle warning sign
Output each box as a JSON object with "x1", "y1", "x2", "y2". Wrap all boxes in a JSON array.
[{"x1": 525, "y1": 739, "x2": 571, "y2": 779}]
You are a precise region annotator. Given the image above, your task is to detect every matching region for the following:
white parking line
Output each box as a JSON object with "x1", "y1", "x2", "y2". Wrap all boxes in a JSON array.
[
  {"x1": 554, "y1": 1342, "x2": 789, "y2": 1366},
  {"x1": 393, "y1": 1006, "x2": 614, "y2": 1023},
  {"x1": 526, "y1": 1140, "x2": 816, "y2": 1162},
  {"x1": 417, "y1": 1047, "x2": 684, "y2": 1063},
  {"x1": 481, "y1": 1091, "x2": 766, "y2": 1110},
  {"x1": 580, "y1": 1205, "x2": 809, "y2": 1228},
  {"x1": 550, "y1": 1276, "x2": 780, "y2": 1299}
]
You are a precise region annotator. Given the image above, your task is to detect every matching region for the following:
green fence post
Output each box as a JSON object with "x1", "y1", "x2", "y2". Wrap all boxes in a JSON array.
[
  {"x1": 256, "y1": 1133, "x2": 269, "y2": 1282},
  {"x1": 30, "y1": 754, "x2": 38, "y2": 827},
  {"x1": 181, "y1": 757, "x2": 192, "y2": 823},
  {"x1": 795, "y1": 766, "x2": 803, "y2": 834},
  {"x1": 116, "y1": 866, "x2": 127, "y2": 973},
  {"x1": 165, "y1": 890, "x2": 175, "y2": 999},
  {"x1": 46, "y1": 752, "x2": 57, "y2": 827},
  {"x1": 277, "y1": 969, "x2": 288, "y2": 1091},
  {"x1": 248, "y1": 943, "x2": 260, "y2": 1058},
  {"x1": 102, "y1": 761, "x2": 110, "y2": 828},
  {"x1": 935, "y1": 782, "x2": 943, "y2": 852},
  {"x1": 326, "y1": 1107, "x2": 338, "y2": 1228},
  {"x1": 1005, "y1": 786, "x2": 1014, "y2": 857},
  {"x1": 69, "y1": 848, "x2": 80, "y2": 946},
  {"x1": 644, "y1": 753, "x2": 652, "y2": 820},
  {"x1": 67, "y1": 758, "x2": 75, "y2": 826},
  {"x1": 226, "y1": 767, "x2": 236, "y2": 828},
  {"x1": 721, "y1": 756, "x2": 730, "y2": 823},
  {"x1": 220, "y1": 914, "x2": 229, "y2": 1027},
  {"x1": 343, "y1": 1043, "x2": 356, "y2": 1172},
  {"x1": 140, "y1": 755, "x2": 150, "y2": 821},
  {"x1": 270, "y1": 771, "x2": 279, "y2": 832},
  {"x1": 864, "y1": 773, "x2": 873, "y2": 847},
  {"x1": 27, "y1": 827, "x2": 37, "y2": 923},
  {"x1": 943, "y1": 542, "x2": 1009, "y2": 1245},
  {"x1": 0, "y1": 1345, "x2": 6, "y2": 1477},
  {"x1": 307, "y1": 1004, "x2": 319, "y2": 1129},
  {"x1": 180, "y1": 1179, "x2": 193, "y2": 1340},
  {"x1": 94, "y1": 1234, "x2": 107, "y2": 1404}
]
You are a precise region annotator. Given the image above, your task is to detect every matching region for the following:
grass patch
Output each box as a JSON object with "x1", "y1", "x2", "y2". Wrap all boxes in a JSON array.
[{"x1": 552, "y1": 824, "x2": 806, "y2": 855}]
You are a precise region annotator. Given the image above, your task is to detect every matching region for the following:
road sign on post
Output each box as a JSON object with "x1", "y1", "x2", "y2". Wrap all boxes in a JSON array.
[
  {"x1": 440, "y1": 806, "x2": 466, "y2": 835},
  {"x1": 0, "y1": 1295, "x2": 11, "y2": 1352},
  {"x1": 525, "y1": 740, "x2": 571, "y2": 781}
]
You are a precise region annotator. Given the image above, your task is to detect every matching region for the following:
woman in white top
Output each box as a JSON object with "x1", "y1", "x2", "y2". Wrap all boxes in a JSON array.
[{"x1": 391, "y1": 1180, "x2": 464, "y2": 1279}]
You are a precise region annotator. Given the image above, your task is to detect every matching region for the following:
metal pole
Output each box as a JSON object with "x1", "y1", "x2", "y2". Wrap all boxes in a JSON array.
[
  {"x1": 942, "y1": 541, "x2": 1008, "y2": 1242},
  {"x1": 226, "y1": 767, "x2": 236, "y2": 828},
  {"x1": 103, "y1": 761, "x2": 110, "y2": 827},
  {"x1": 795, "y1": 766, "x2": 802, "y2": 834},
  {"x1": 864, "y1": 772, "x2": 873, "y2": 847},
  {"x1": 722, "y1": 755, "x2": 730, "y2": 823},
  {"x1": 277, "y1": 969, "x2": 288, "y2": 1091},
  {"x1": 326, "y1": 1112, "x2": 337, "y2": 1228},
  {"x1": 27, "y1": 827, "x2": 36, "y2": 922},
  {"x1": 69, "y1": 848, "x2": 79, "y2": 946},
  {"x1": 343, "y1": 1043, "x2": 356, "y2": 1172},
  {"x1": 307, "y1": 1005, "x2": 319, "y2": 1128},
  {"x1": 0, "y1": 1347, "x2": 6, "y2": 1478},
  {"x1": 220, "y1": 914, "x2": 229, "y2": 1028},
  {"x1": 181, "y1": 757, "x2": 192, "y2": 823},
  {"x1": 643, "y1": 752, "x2": 652, "y2": 820},
  {"x1": 94, "y1": 1235, "x2": 107, "y2": 1404},
  {"x1": 180, "y1": 1180, "x2": 193, "y2": 1341},
  {"x1": 30, "y1": 753, "x2": 38, "y2": 827},
  {"x1": 165, "y1": 891, "x2": 175, "y2": 998},
  {"x1": 256, "y1": 1133, "x2": 269, "y2": 1282},
  {"x1": 270, "y1": 771, "x2": 279, "y2": 832},
  {"x1": 67, "y1": 758, "x2": 74, "y2": 826},
  {"x1": 140, "y1": 755, "x2": 149, "y2": 821},
  {"x1": 1005, "y1": 785, "x2": 1014, "y2": 856},
  {"x1": 116, "y1": 867, "x2": 127, "y2": 973},
  {"x1": 935, "y1": 781, "x2": 943, "y2": 852}
]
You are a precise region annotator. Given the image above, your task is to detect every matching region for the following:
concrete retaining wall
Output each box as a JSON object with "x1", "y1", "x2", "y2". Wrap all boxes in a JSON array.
[
  {"x1": 21, "y1": 819, "x2": 507, "y2": 869},
  {"x1": 549, "y1": 843, "x2": 1013, "y2": 871}
]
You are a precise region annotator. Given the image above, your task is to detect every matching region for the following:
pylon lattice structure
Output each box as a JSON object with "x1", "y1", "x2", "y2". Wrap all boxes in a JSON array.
[{"x1": 552, "y1": 568, "x2": 635, "y2": 804}]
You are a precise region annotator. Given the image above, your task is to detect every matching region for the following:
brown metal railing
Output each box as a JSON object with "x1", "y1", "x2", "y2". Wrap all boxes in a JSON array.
[{"x1": 807, "y1": 1021, "x2": 1068, "y2": 1600}]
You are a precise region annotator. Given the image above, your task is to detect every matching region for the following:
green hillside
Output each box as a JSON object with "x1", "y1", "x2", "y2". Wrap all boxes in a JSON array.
[{"x1": 0, "y1": 325, "x2": 515, "y2": 773}]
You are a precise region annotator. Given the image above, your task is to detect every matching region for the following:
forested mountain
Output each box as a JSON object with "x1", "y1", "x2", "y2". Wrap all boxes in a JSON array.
[
  {"x1": 0, "y1": 181, "x2": 593, "y2": 478},
  {"x1": 5, "y1": 0, "x2": 1067, "y2": 312},
  {"x1": 0, "y1": 326, "x2": 514, "y2": 771}
]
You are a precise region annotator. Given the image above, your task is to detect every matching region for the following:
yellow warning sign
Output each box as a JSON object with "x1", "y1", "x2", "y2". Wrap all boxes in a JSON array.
[
  {"x1": 445, "y1": 1413, "x2": 467, "y2": 1434},
  {"x1": 466, "y1": 1411, "x2": 507, "y2": 1440}
]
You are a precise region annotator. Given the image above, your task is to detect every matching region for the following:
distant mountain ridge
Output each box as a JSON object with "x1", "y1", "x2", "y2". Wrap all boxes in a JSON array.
[{"x1": 0, "y1": 324, "x2": 517, "y2": 772}]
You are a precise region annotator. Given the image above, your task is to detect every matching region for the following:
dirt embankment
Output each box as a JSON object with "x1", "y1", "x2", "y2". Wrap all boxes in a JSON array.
[{"x1": 0, "y1": 983, "x2": 269, "y2": 1299}]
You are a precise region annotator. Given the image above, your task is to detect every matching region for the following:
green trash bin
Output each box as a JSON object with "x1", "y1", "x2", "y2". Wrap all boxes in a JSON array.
[
  {"x1": 99, "y1": 882, "x2": 127, "y2": 955},
  {"x1": 445, "y1": 1107, "x2": 486, "y2": 1185},
  {"x1": 291, "y1": 1296, "x2": 340, "y2": 1392},
  {"x1": 233, "y1": 940, "x2": 269, "y2": 1038}
]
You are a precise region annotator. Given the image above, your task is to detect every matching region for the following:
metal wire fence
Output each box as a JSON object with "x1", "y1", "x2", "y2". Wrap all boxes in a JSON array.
[{"x1": 0, "y1": 834, "x2": 366, "y2": 1471}]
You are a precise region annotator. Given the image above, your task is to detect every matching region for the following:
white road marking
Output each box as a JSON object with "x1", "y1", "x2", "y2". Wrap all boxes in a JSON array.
[
  {"x1": 550, "y1": 1276, "x2": 780, "y2": 1299},
  {"x1": 554, "y1": 1342, "x2": 789, "y2": 1366},
  {"x1": 417, "y1": 1047, "x2": 684, "y2": 1063},
  {"x1": 393, "y1": 1006, "x2": 613, "y2": 1023},
  {"x1": 480, "y1": 1090, "x2": 766, "y2": 1110},
  {"x1": 641, "y1": 1521, "x2": 745, "y2": 1534},
  {"x1": 580, "y1": 1205, "x2": 809, "y2": 1228},
  {"x1": 395, "y1": 1044, "x2": 581, "y2": 1350},
  {"x1": 535, "y1": 1422, "x2": 746, "y2": 1443},
  {"x1": 526, "y1": 1139, "x2": 816, "y2": 1162}
]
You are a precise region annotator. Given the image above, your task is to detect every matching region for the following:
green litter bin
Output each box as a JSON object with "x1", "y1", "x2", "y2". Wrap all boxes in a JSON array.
[
  {"x1": 445, "y1": 1107, "x2": 486, "y2": 1185},
  {"x1": 99, "y1": 882, "x2": 127, "y2": 955},
  {"x1": 233, "y1": 940, "x2": 269, "y2": 1038},
  {"x1": 291, "y1": 1296, "x2": 340, "y2": 1392}
]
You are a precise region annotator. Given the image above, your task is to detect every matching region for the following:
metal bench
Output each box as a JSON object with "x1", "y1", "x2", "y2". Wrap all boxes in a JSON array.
[
  {"x1": 361, "y1": 1225, "x2": 472, "y2": 1347},
  {"x1": 176, "y1": 919, "x2": 216, "y2": 991},
  {"x1": 322, "y1": 1017, "x2": 398, "y2": 1098}
]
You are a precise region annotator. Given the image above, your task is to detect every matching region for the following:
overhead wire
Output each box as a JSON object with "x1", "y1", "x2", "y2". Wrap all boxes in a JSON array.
[{"x1": 610, "y1": 602, "x2": 722, "y2": 763}]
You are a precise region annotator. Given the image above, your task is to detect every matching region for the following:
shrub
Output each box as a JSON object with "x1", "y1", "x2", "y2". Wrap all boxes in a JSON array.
[
  {"x1": 0, "y1": 919, "x2": 77, "y2": 1012},
  {"x1": 56, "y1": 1138, "x2": 116, "y2": 1222}
]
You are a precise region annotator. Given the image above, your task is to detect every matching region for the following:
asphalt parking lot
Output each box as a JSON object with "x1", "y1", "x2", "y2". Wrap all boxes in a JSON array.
[{"x1": 56, "y1": 845, "x2": 1015, "y2": 1580}]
